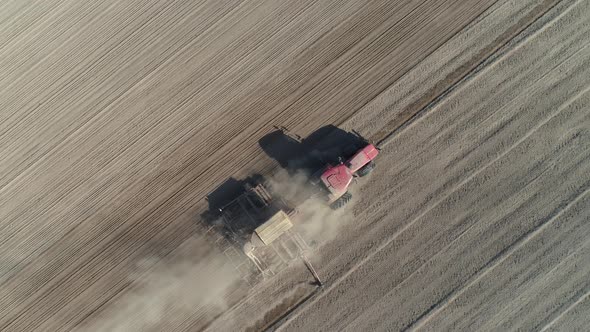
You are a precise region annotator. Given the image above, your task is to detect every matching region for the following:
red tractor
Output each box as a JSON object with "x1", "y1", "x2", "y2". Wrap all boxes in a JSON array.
[
  {"x1": 259, "y1": 125, "x2": 380, "y2": 209},
  {"x1": 313, "y1": 143, "x2": 379, "y2": 209}
]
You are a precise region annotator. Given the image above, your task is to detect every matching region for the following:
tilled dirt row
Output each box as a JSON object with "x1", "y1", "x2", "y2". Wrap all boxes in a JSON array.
[{"x1": 0, "y1": 0, "x2": 496, "y2": 331}]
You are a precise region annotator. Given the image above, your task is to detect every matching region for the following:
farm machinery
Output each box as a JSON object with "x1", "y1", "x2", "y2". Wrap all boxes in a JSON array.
[
  {"x1": 206, "y1": 127, "x2": 379, "y2": 282},
  {"x1": 311, "y1": 140, "x2": 378, "y2": 209},
  {"x1": 275, "y1": 125, "x2": 379, "y2": 209},
  {"x1": 215, "y1": 181, "x2": 322, "y2": 284}
]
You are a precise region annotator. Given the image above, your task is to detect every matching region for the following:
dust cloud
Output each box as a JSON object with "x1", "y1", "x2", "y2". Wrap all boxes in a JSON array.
[
  {"x1": 86, "y1": 168, "x2": 352, "y2": 331},
  {"x1": 83, "y1": 251, "x2": 238, "y2": 332},
  {"x1": 266, "y1": 169, "x2": 353, "y2": 246}
]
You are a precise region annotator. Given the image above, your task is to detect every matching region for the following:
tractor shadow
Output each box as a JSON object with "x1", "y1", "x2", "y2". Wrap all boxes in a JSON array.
[
  {"x1": 258, "y1": 124, "x2": 367, "y2": 175},
  {"x1": 200, "y1": 174, "x2": 265, "y2": 232}
]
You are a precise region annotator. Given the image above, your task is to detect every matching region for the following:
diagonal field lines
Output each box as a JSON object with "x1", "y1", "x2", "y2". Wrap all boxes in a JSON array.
[
  {"x1": 375, "y1": 0, "x2": 582, "y2": 148},
  {"x1": 279, "y1": 12, "x2": 590, "y2": 323},
  {"x1": 277, "y1": 0, "x2": 590, "y2": 329},
  {"x1": 540, "y1": 289, "x2": 590, "y2": 332},
  {"x1": 2, "y1": 0, "x2": 590, "y2": 330},
  {"x1": 0, "y1": 0, "x2": 504, "y2": 330},
  {"x1": 406, "y1": 188, "x2": 590, "y2": 331}
]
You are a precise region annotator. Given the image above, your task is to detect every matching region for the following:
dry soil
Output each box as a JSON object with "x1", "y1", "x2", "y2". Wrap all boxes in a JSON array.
[{"x1": 0, "y1": 0, "x2": 588, "y2": 331}]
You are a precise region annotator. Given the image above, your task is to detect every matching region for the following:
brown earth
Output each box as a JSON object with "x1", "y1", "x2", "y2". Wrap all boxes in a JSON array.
[{"x1": 0, "y1": 0, "x2": 588, "y2": 331}]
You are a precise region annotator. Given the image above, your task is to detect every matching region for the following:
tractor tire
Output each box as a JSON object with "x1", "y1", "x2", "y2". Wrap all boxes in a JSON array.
[
  {"x1": 330, "y1": 191, "x2": 352, "y2": 210},
  {"x1": 356, "y1": 161, "x2": 375, "y2": 177}
]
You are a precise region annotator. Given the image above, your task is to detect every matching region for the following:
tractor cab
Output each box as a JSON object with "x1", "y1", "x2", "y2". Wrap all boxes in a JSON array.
[
  {"x1": 319, "y1": 143, "x2": 379, "y2": 207},
  {"x1": 320, "y1": 164, "x2": 353, "y2": 200}
]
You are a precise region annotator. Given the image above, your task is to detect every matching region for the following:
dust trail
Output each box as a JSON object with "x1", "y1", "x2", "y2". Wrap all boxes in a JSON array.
[{"x1": 81, "y1": 250, "x2": 239, "y2": 332}]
